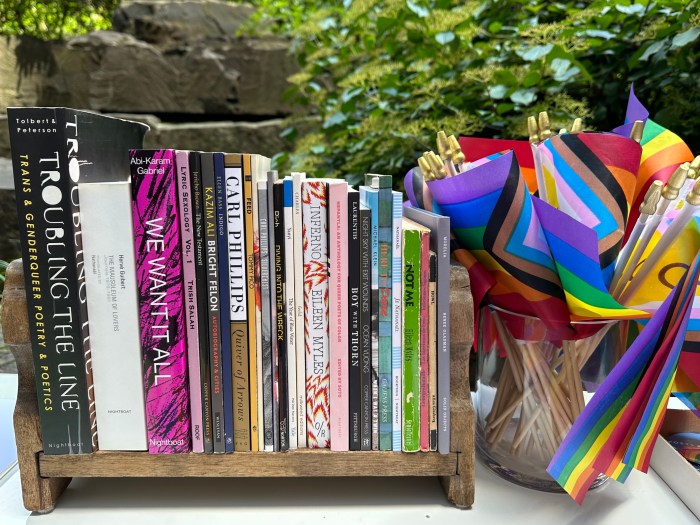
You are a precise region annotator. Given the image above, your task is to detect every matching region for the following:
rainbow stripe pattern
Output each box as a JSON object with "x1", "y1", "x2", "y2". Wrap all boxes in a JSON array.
[{"x1": 547, "y1": 250, "x2": 700, "y2": 503}]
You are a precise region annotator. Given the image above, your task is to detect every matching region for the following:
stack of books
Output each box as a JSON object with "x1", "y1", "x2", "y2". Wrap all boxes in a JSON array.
[{"x1": 7, "y1": 108, "x2": 452, "y2": 455}]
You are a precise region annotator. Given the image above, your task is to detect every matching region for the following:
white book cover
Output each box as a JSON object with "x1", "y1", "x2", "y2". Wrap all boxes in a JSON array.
[
  {"x1": 251, "y1": 154, "x2": 270, "y2": 452},
  {"x1": 283, "y1": 178, "x2": 298, "y2": 449},
  {"x1": 391, "y1": 190, "x2": 403, "y2": 451},
  {"x1": 79, "y1": 181, "x2": 147, "y2": 451},
  {"x1": 302, "y1": 180, "x2": 330, "y2": 448},
  {"x1": 291, "y1": 171, "x2": 307, "y2": 447}
]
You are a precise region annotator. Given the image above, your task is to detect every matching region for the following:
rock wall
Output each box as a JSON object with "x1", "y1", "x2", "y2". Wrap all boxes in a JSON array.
[{"x1": 0, "y1": 0, "x2": 305, "y2": 264}]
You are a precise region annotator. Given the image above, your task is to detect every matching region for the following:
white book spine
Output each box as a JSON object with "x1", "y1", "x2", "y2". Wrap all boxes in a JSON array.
[
  {"x1": 292, "y1": 171, "x2": 307, "y2": 447},
  {"x1": 391, "y1": 191, "x2": 403, "y2": 451},
  {"x1": 283, "y1": 178, "x2": 298, "y2": 449},
  {"x1": 79, "y1": 181, "x2": 147, "y2": 451}
]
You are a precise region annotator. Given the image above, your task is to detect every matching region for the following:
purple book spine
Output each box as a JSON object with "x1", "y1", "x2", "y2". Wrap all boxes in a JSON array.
[
  {"x1": 176, "y1": 150, "x2": 204, "y2": 453},
  {"x1": 131, "y1": 149, "x2": 191, "y2": 454}
]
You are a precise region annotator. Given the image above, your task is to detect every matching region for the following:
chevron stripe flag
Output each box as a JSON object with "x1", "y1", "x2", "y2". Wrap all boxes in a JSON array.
[
  {"x1": 547, "y1": 249, "x2": 700, "y2": 503},
  {"x1": 536, "y1": 132, "x2": 641, "y2": 287},
  {"x1": 423, "y1": 150, "x2": 571, "y2": 331},
  {"x1": 531, "y1": 197, "x2": 645, "y2": 321},
  {"x1": 458, "y1": 136, "x2": 538, "y2": 193},
  {"x1": 612, "y1": 85, "x2": 694, "y2": 243}
]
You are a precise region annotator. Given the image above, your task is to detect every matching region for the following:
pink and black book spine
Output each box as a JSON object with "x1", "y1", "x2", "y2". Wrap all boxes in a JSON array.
[
  {"x1": 131, "y1": 148, "x2": 191, "y2": 454},
  {"x1": 419, "y1": 230, "x2": 430, "y2": 452},
  {"x1": 175, "y1": 150, "x2": 204, "y2": 453}
]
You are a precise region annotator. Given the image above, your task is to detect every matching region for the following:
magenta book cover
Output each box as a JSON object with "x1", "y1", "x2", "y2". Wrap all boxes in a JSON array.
[{"x1": 131, "y1": 148, "x2": 191, "y2": 454}]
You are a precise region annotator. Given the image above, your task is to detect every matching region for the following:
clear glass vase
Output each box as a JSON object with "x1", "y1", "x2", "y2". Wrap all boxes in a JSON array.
[{"x1": 475, "y1": 305, "x2": 627, "y2": 492}]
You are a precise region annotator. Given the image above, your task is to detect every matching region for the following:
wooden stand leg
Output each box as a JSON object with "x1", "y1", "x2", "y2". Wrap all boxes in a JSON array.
[
  {"x1": 2, "y1": 260, "x2": 71, "y2": 513},
  {"x1": 440, "y1": 263, "x2": 475, "y2": 508}
]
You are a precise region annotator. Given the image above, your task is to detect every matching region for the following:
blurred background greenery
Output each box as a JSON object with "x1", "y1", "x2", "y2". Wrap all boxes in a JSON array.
[{"x1": 1, "y1": 0, "x2": 699, "y2": 185}]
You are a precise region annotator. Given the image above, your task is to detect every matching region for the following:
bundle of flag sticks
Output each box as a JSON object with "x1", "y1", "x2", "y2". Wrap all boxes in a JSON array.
[{"x1": 404, "y1": 86, "x2": 700, "y2": 502}]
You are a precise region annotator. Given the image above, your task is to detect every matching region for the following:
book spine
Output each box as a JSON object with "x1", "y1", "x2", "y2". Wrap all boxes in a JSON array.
[
  {"x1": 328, "y1": 182, "x2": 349, "y2": 451},
  {"x1": 359, "y1": 206, "x2": 372, "y2": 450},
  {"x1": 79, "y1": 181, "x2": 147, "y2": 451},
  {"x1": 302, "y1": 180, "x2": 330, "y2": 448},
  {"x1": 428, "y1": 251, "x2": 438, "y2": 451},
  {"x1": 273, "y1": 181, "x2": 289, "y2": 451},
  {"x1": 359, "y1": 187, "x2": 379, "y2": 450},
  {"x1": 8, "y1": 107, "x2": 92, "y2": 454},
  {"x1": 130, "y1": 148, "x2": 190, "y2": 454},
  {"x1": 214, "y1": 153, "x2": 234, "y2": 453},
  {"x1": 189, "y1": 152, "x2": 214, "y2": 453},
  {"x1": 258, "y1": 180, "x2": 274, "y2": 451},
  {"x1": 175, "y1": 151, "x2": 204, "y2": 453},
  {"x1": 65, "y1": 111, "x2": 99, "y2": 451},
  {"x1": 242, "y1": 155, "x2": 259, "y2": 451},
  {"x1": 370, "y1": 176, "x2": 393, "y2": 451},
  {"x1": 267, "y1": 174, "x2": 280, "y2": 451},
  {"x1": 225, "y1": 154, "x2": 250, "y2": 452},
  {"x1": 252, "y1": 157, "x2": 268, "y2": 452},
  {"x1": 292, "y1": 172, "x2": 306, "y2": 447},
  {"x1": 391, "y1": 191, "x2": 403, "y2": 451},
  {"x1": 283, "y1": 178, "x2": 298, "y2": 449},
  {"x1": 419, "y1": 230, "x2": 430, "y2": 452},
  {"x1": 435, "y1": 219, "x2": 451, "y2": 455},
  {"x1": 402, "y1": 223, "x2": 420, "y2": 452},
  {"x1": 348, "y1": 190, "x2": 361, "y2": 451},
  {"x1": 201, "y1": 153, "x2": 225, "y2": 453}
]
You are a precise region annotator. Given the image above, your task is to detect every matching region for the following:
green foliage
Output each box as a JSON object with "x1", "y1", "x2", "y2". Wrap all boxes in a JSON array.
[
  {"x1": 272, "y1": 0, "x2": 700, "y2": 186},
  {"x1": 0, "y1": 0, "x2": 117, "y2": 39},
  {"x1": 0, "y1": 259, "x2": 7, "y2": 298}
]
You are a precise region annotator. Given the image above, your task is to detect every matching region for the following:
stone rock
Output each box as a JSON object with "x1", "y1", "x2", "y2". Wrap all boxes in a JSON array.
[
  {"x1": 0, "y1": 114, "x2": 9, "y2": 158},
  {"x1": 0, "y1": 36, "x2": 55, "y2": 110},
  {"x1": 143, "y1": 118, "x2": 290, "y2": 158},
  {"x1": 113, "y1": 0, "x2": 255, "y2": 49},
  {"x1": 39, "y1": 31, "x2": 296, "y2": 116}
]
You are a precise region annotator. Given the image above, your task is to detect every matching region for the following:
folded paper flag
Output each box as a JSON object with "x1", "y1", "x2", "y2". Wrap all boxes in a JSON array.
[
  {"x1": 425, "y1": 150, "x2": 571, "y2": 331},
  {"x1": 613, "y1": 85, "x2": 694, "y2": 242},
  {"x1": 536, "y1": 132, "x2": 641, "y2": 286},
  {"x1": 547, "y1": 249, "x2": 700, "y2": 503}
]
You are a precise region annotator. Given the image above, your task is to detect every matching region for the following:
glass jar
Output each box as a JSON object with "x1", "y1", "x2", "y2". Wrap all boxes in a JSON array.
[{"x1": 475, "y1": 305, "x2": 627, "y2": 492}]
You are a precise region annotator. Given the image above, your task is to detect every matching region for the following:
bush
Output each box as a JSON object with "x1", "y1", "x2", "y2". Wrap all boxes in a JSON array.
[
  {"x1": 0, "y1": 0, "x2": 118, "y2": 40},
  {"x1": 273, "y1": 0, "x2": 700, "y2": 185}
]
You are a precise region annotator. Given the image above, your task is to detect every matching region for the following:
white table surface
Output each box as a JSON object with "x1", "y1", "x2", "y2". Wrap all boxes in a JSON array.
[{"x1": 0, "y1": 372, "x2": 697, "y2": 524}]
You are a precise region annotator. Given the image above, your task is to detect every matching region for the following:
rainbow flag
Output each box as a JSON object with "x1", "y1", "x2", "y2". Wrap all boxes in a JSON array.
[
  {"x1": 536, "y1": 132, "x2": 641, "y2": 286},
  {"x1": 532, "y1": 197, "x2": 645, "y2": 320},
  {"x1": 424, "y1": 151, "x2": 571, "y2": 331},
  {"x1": 613, "y1": 85, "x2": 694, "y2": 242},
  {"x1": 547, "y1": 250, "x2": 700, "y2": 503}
]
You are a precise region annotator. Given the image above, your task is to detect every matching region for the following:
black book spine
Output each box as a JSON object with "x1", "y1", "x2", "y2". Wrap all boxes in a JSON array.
[
  {"x1": 201, "y1": 153, "x2": 225, "y2": 453},
  {"x1": 258, "y1": 181, "x2": 274, "y2": 451},
  {"x1": 8, "y1": 107, "x2": 93, "y2": 454},
  {"x1": 359, "y1": 206, "x2": 372, "y2": 450},
  {"x1": 348, "y1": 191, "x2": 361, "y2": 450},
  {"x1": 266, "y1": 173, "x2": 280, "y2": 451},
  {"x1": 273, "y1": 181, "x2": 289, "y2": 451},
  {"x1": 189, "y1": 152, "x2": 214, "y2": 454},
  {"x1": 214, "y1": 153, "x2": 234, "y2": 453}
]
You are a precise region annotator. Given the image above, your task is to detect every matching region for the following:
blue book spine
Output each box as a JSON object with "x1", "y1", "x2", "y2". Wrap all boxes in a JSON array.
[
  {"x1": 391, "y1": 190, "x2": 403, "y2": 451},
  {"x1": 214, "y1": 152, "x2": 234, "y2": 452},
  {"x1": 359, "y1": 186, "x2": 379, "y2": 450}
]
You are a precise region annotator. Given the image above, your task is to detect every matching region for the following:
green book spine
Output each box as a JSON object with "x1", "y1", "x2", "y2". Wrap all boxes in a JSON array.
[{"x1": 401, "y1": 220, "x2": 421, "y2": 452}]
